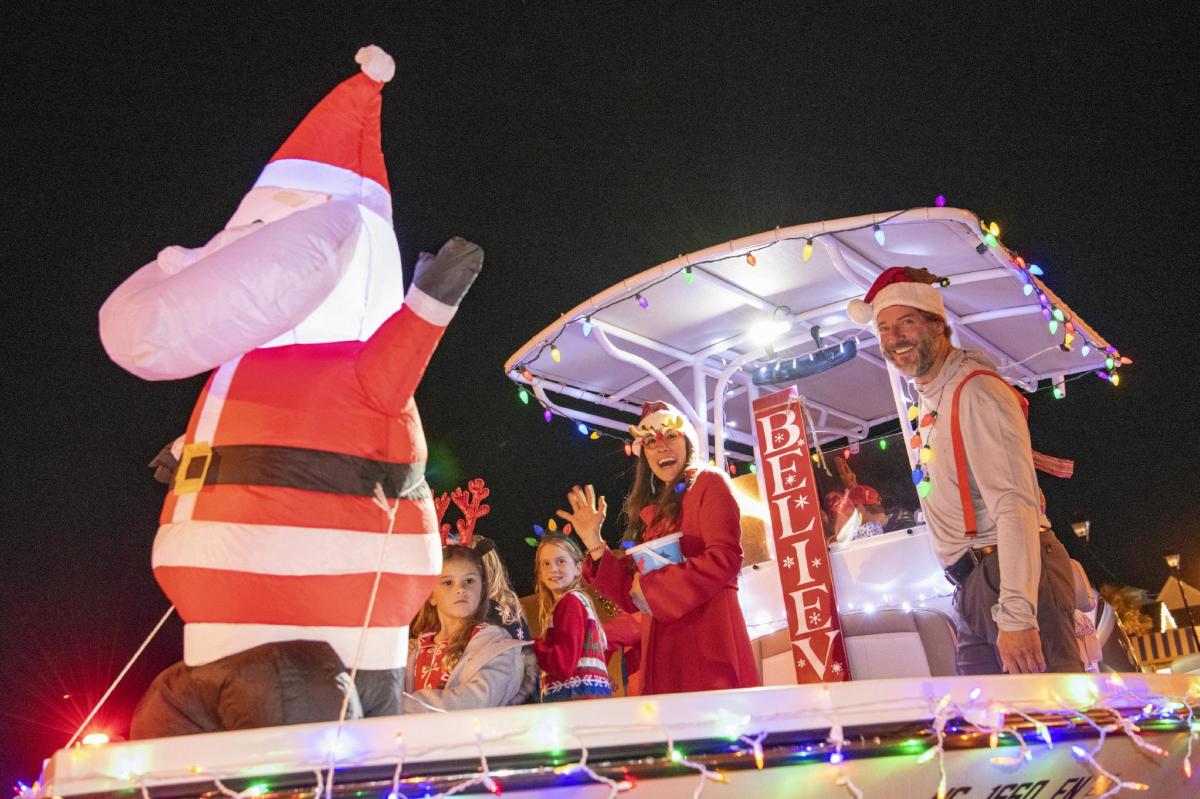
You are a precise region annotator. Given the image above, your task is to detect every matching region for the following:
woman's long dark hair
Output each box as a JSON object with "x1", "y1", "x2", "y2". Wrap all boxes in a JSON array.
[
  {"x1": 409, "y1": 545, "x2": 492, "y2": 673},
  {"x1": 620, "y1": 437, "x2": 700, "y2": 546}
]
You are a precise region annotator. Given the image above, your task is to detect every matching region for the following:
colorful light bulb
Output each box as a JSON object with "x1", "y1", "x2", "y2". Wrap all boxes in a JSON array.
[
  {"x1": 746, "y1": 252, "x2": 757, "y2": 266},
  {"x1": 879, "y1": 439, "x2": 888, "y2": 450},
  {"x1": 1105, "y1": 355, "x2": 1115, "y2": 370},
  {"x1": 550, "y1": 344, "x2": 561, "y2": 363},
  {"x1": 1052, "y1": 308, "x2": 1065, "y2": 322},
  {"x1": 802, "y1": 238, "x2": 814, "y2": 261},
  {"x1": 917, "y1": 480, "x2": 932, "y2": 498},
  {"x1": 582, "y1": 317, "x2": 592, "y2": 337},
  {"x1": 1023, "y1": 283, "x2": 1034, "y2": 296},
  {"x1": 989, "y1": 221, "x2": 1000, "y2": 237},
  {"x1": 920, "y1": 445, "x2": 933, "y2": 464},
  {"x1": 1110, "y1": 372, "x2": 1120, "y2": 386},
  {"x1": 577, "y1": 423, "x2": 588, "y2": 435},
  {"x1": 748, "y1": 463, "x2": 757, "y2": 474},
  {"x1": 637, "y1": 293, "x2": 648, "y2": 309},
  {"x1": 518, "y1": 388, "x2": 530, "y2": 404},
  {"x1": 935, "y1": 194, "x2": 946, "y2": 207},
  {"x1": 1029, "y1": 264, "x2": 1043, "y2": 276},
  {"x1": 683, "y1": 266, "x2": 694, "y2": 285},
  {"x1": 589, "y1": 431, "x2": 600, "y2": 440},
  {"x1": 1081, "y1": 344, "x2": 1091, "y2": 357},
  {"x1": 1048, "y1": 320, "x2": 1059, "y2": 334},
  {"x1": 873, "y1": 225, "x2": 886, "y2": 245},
  {"x1": 984, "y1": 232, "x2": 998, "y2": 247},
  {"x1": 544, "y1": 408, "x2": 553, "y2": 423}
]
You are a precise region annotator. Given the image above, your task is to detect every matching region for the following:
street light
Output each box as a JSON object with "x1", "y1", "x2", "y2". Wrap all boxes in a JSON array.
[
  {"x1": 1164, "y1": 552, "x2": 1199, "y2": 651},
  {"x1": 1071, "y1": 520, "x2": 1090, "y2": 543}
]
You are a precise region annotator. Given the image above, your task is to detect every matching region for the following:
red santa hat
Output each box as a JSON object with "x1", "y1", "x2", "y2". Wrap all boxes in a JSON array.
[
  {"x1": 628, "y1": 401, "x2": 699, "y2": 456},
  {"x1": 846, "y1": 266, "x2": 947, "y2": 325},
  {"x1": 249, "y1": 45, "x2": 396, "y2": 221}
]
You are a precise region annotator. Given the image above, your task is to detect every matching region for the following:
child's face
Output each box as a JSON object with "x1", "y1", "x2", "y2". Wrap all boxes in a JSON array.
[
  {"x1": 539, "y1": 542, "x2": 581, "y2": 597},
  {"x1": 430, "y1": 558, "x2": 484, "y2": 621}
]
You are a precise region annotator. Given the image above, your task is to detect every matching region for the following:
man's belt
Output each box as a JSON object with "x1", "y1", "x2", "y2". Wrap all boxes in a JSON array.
[
  {"x1": 174, "y1": 442, "x2": 428, "y2": 499},
  {"x1": 944, "y1": 544, "x2": 998, "y2": 588}
]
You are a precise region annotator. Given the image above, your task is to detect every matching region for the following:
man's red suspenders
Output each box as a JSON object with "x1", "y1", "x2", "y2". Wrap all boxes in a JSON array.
[{"x1": 949, "y1": 370, "x2": 1029, "y2": 538}]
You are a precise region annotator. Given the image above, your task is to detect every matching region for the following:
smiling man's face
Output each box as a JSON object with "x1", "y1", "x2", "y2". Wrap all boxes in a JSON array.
[{"x1": 875, "y1": 304, "x2": 949, "y2": 381}]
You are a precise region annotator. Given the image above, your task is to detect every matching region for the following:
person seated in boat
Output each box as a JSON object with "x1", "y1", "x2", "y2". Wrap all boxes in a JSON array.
[
  {"x1": 830, "y1": 485, "x2": 890, "y2": 542},
  {"x1": 403, "y1": 545, "x2": 536, "y2": 712},
  {"x1": 531, "y1": 534, "x2": 613, "y2": 701},
  {"x1": 558, "y1": 401, "x2": 760, "y2": 695}
]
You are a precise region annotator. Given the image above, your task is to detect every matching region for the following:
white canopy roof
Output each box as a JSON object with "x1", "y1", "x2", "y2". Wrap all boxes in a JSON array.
[{"x1": 505, "y1": 207, "x2": 1118, "y2": 462}]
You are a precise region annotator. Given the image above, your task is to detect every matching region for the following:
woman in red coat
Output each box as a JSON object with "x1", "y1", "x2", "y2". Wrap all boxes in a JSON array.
[{"x1": 558, "y1": 401, "x2": 760, "y2": 695}]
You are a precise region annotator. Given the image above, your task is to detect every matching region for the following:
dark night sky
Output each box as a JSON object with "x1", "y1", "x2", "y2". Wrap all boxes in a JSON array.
[{"x1": 3, "y1": 1, "x2": 1197, "y2": 784}]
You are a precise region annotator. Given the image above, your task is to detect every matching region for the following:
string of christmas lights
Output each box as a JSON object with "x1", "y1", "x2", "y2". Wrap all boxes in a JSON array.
[{"x1": 24, "y1": 680, "x2": 1197, "y2": 799}]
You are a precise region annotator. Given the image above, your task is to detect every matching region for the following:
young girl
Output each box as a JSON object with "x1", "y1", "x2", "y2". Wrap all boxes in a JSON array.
[
  {"x1": 404, "y1": 545, "x2": 536, "y2": 712},
  {"x1": 559, "y1": 401, "x2": 759, "y2": 695},
  {"x1": 532, "y1": 535, "x2": 613, "y2": 701}
]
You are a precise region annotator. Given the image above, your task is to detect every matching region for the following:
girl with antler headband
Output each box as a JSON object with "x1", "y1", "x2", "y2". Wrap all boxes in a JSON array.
[
  {"x1": 557, "y1": 402, "x2": 760, "y2": 695},
  {"x1": 403, "y1": 544, "x2": 537, "y2": 712}
]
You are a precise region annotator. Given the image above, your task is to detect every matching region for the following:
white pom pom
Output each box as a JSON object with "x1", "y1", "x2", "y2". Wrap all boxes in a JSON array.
[
  {"x1": 355, "y1": 45, "x2": 395, "y2": 83},
  {"x1": 847, "y1": 298, "x2": 875, "y2": 325}
]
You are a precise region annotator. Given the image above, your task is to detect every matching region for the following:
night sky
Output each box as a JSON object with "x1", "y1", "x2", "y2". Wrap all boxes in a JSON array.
[{"x1": 4, "y1": 2, "x2": 1196, "y2": 784}]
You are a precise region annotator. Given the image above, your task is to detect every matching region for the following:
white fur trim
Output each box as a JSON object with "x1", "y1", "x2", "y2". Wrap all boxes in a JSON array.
[
  {"x1": 184, "y1": 623, "x2": 409, "y2": 669},
  {"x1": 405, "y1": 285, "x2": 458, "y2": 327},
  {"x1": 253, "y1": 159, "x2": 392, "y2": 222},
  {"x1": 848, "y1": 282, "x2": 945, "y2": 326},
  {"x1": 153, "y1": 521, "x2": 442, "y2": 577},
  {"x1": 172, "y1": 357, "x2": 240, "y2": 524},
  {"x1": 355, "y1": 45, "x2": 396, "y2": 83}
]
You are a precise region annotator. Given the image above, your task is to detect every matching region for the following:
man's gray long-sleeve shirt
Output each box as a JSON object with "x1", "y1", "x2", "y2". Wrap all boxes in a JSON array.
[{"x1": 916, "y1": 349, "x2": 1049, "y2": 632}]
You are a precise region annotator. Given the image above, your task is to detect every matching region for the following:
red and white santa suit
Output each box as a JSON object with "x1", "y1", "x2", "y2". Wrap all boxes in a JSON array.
[{"x1": 99, "y1": 47, "x2": 482, "y2": 733}]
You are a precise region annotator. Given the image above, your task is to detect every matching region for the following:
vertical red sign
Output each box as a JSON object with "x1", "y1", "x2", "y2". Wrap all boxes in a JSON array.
[{"x1": 752, "y1": 387, "x2": 851, "y2": 684}]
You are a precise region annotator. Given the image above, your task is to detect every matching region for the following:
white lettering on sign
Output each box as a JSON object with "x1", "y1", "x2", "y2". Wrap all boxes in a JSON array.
[
  {"x1": 791, "y1": 628, "x2": 841, "y2": 680},
  {"x1": 756, "y1": 407, "x2": 804, "y2": 454}
]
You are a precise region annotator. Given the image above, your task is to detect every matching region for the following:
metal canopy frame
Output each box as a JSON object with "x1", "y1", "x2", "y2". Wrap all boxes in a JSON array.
[{"x1": 505, "y1": 207, "x2": 1118, "y2": 471}]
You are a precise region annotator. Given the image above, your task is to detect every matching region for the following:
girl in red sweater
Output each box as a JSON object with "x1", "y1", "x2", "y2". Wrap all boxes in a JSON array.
[{"x1": 532, "y1": 535, "x2": 613, "y2": 701}]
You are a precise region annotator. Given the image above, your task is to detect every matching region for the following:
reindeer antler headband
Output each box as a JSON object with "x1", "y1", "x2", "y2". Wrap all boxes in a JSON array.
[{"x1": 434, "y1": 477, "x2": 491, "y2": 548}]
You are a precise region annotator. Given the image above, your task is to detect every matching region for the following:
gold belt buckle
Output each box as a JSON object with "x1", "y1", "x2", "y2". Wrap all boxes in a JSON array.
[{"x1": 173, "y1": 441, "x2": 213, "y2": 495}]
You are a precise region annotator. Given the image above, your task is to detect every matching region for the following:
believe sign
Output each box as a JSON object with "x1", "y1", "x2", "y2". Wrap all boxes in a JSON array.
[{"x1": 752, "y1": 387, "x2": 851, "y2": 684}]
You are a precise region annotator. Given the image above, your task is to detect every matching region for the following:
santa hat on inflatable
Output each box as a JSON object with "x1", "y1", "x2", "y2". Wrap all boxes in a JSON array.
[
  {"x1": 230, "y1": 45, "x2": 397, "y2": 226},
  {"x1": 628, "y1": 401, "x2": 700, "y2": 456},
  {"x1": 846, "y1": 266, "x2": 948, "y2": 326}
]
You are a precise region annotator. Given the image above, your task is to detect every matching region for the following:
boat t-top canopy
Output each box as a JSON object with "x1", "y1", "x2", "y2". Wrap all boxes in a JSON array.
[{"x1": 505, "y1": 207, "x2": 1121, "y2": 468}]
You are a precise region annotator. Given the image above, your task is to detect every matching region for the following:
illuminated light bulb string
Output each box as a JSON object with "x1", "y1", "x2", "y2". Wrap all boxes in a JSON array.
[
  {"x1": 509, "y1": 204, "x2": 1127, "y2": 471},
  {"x1": 29, "y1": 681, "x2": 1197, "y2": 799}
]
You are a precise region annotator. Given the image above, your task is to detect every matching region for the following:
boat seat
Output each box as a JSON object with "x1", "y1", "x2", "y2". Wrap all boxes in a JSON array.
[
  {"x1": 756, "y1": 607, "x2": 959, "y2": 682},
  {"x1": 841, "y1": 608, "x2": 959, "y2": 678}
]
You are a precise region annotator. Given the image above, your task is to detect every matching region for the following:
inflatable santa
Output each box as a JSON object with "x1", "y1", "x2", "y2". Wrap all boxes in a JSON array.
[{"x1": 99, "y1": 46, "x2": 482, "y2": 735}]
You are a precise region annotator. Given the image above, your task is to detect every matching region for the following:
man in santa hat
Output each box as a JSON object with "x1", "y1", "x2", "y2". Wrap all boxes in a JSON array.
[
  {"x1": 100, "y1": 46, "x2": 483, "y2": 735},
  {"x1": 848, "y1": 268, "x2": 1081, "y2": 675}
]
